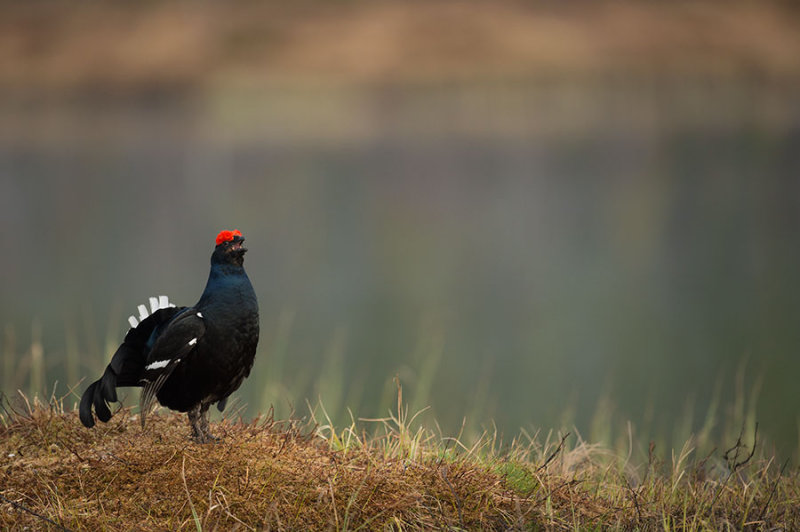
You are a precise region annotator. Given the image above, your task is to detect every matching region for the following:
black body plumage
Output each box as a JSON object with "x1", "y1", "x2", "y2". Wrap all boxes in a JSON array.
[{"x1": 79, "y1": 231, "x2": 259, "y2": 442}]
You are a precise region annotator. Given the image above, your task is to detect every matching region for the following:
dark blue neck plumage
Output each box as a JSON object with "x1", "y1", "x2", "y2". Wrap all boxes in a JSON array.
[{"x1": 196, "y1": 263, "x2": 254, "y2": 310}]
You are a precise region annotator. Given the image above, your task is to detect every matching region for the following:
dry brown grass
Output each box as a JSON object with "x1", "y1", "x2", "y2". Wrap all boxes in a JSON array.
[{"x1": 1, "y1": 390, "x2": 799, "y2": 531}]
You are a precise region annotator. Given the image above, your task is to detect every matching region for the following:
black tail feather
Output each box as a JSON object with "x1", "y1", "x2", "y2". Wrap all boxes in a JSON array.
[
  {"x1": 79, "y1": 359, "x2": 124, "y2": 427},
  {"x1": 79, "y1": 381, "x2": 97, "y2": 427},
  {"x1": 99, "y1": 366, "x2": 119, "y2": 403},
  {"x1": 93, "y1": 379, "x2": 113, "y2": 423},
  {"x1": 79, "y1": 305, "x2": 186, "y2": 428},
  {"x1": 79, "y1": 373, "x2": 115, "y2": 427},
  {"x1": 79, "y1": 380, "x2": 101, "y2": 427}
]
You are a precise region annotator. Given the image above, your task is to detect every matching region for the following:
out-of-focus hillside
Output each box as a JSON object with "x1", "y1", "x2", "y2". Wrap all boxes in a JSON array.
[{"x1": 1, "y1": 1, "x2": 799, "y2": 94}]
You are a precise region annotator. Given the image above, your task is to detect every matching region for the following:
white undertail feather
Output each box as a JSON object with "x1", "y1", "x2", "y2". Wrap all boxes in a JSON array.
[
  {"x1": 127, "y1": 295, "x2": 176, "y2": 329},
  {"x1": 145, "y1": 359, "x2": 171, "y2": 370},
  {"x1": 143, "y1": 340, "x2": 195, "y2": 371}
]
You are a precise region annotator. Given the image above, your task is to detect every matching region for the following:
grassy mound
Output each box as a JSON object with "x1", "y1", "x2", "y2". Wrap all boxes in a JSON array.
[{"x1": 1, "y1": 392, "x2": 798, "y2": 530}]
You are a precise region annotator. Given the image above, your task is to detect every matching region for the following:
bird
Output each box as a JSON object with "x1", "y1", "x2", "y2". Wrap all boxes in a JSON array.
[{"x1": 79, "y1": 229, "x2": 259, "y2": 443}]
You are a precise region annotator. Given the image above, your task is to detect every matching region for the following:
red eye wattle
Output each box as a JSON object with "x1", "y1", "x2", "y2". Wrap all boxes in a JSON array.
[{"x1": 215, "y1": 230, "x2": 242, "y2": 246}]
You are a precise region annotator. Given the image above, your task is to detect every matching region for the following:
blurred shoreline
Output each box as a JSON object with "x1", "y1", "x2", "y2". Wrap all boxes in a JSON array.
[{"x1": 2, "y1": 81, "x2": 798, "y2": 148}]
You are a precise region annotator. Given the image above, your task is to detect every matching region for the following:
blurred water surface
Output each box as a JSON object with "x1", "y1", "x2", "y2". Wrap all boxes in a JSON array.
[{"x1": 2, "y1": 79, "x2": 798, "y2": 455}]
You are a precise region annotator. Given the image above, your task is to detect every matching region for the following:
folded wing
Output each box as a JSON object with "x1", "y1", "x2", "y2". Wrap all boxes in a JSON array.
[{"x1": 139, "y1": 310, "x2": 206, "y2": 426}]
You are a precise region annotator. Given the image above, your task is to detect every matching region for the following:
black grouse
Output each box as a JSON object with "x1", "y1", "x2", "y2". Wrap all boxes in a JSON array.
[{"x1": 80, "y1": 230, "x2": 259, "y2": 443}]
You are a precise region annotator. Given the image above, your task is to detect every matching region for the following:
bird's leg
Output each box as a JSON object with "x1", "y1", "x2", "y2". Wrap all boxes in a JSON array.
[
  {"x1": 188, "y1": 404, "x2": 204, "y2": 442},
  {"x1": 188, "y1": 403, "x2": 217, "y2": 443},
  {"x1": 199, "y1": 402, "x2": 217, "y2": 442}
]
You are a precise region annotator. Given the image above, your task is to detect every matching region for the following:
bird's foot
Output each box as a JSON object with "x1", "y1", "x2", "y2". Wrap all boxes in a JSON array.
[
  {"x1": 191, "y1": 429, "x2": 219, "y2": 444},
  {"x1": 188, "y1": 403, "x2": 218, "y2": 444}
]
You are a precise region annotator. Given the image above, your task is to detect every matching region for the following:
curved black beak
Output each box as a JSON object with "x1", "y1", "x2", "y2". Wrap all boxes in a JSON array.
[{"x1": 231, "y1": 236, "x2": 247, "y2": 253}]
